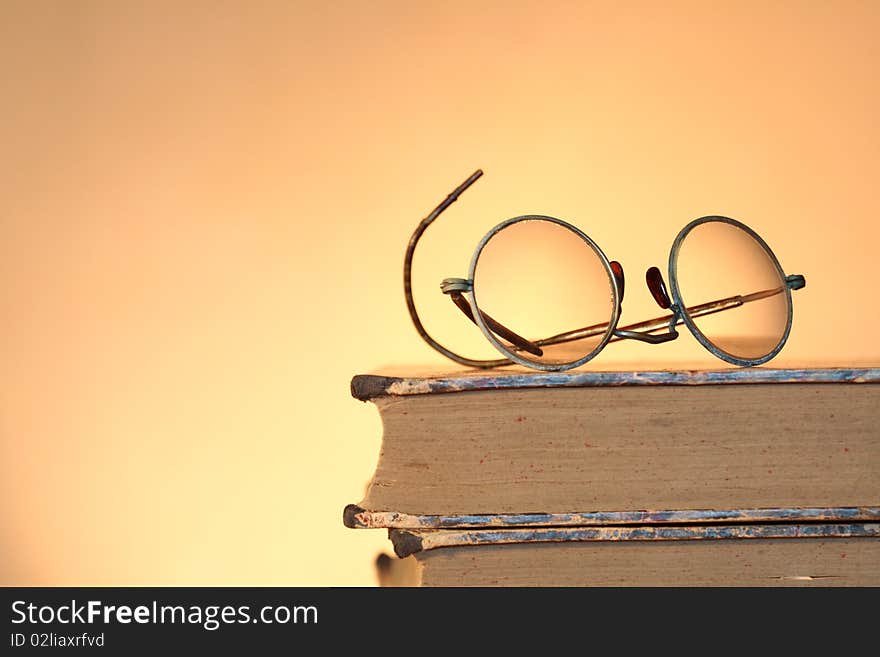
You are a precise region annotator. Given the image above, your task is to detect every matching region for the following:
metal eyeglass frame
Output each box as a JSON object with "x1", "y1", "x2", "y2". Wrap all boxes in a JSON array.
[{"x1": 404, "y1": 169, "x2": 806, "y2": 371}]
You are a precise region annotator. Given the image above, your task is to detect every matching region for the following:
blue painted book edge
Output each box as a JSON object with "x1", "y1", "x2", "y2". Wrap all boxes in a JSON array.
[
  {"x1": 350, "y1": 366, "x2": 880, "y2": 401},
  {"x1": 389, "y1": 522, "x2": 880, "y2": 558},
  {"x1": 343, "y1": 505, "x2": 880, "y2": 530}
]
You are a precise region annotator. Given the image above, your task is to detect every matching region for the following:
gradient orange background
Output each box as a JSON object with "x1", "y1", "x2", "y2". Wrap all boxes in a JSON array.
[{"x1": 2, "y1": 1, "x2": 878, "y2": 586}]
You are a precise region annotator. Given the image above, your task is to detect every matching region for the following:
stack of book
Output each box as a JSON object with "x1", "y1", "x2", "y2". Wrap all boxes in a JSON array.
[{"x1": 344, "y1": 366, "x2": 880, "y2": 586}]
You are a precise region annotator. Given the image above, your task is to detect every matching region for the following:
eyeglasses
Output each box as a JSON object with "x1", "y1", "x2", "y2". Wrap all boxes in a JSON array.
[{"x1": 404, "y1": 170, "x2": 806, "y2": 371}]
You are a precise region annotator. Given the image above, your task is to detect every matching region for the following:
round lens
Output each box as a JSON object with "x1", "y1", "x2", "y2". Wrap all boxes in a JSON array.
[
  {"x1": 672, "y1": 218, "x2": 791, "y2": 363},
  {"x1": 471, "y1": 216, "x2": 617, "y2": 368}
]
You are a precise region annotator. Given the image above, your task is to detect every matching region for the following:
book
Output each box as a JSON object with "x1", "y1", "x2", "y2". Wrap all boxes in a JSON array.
[
  {"x1": 382, "y1": 527, "x2": 880, "y2": 587},
  {"x1": 345, "y1": 367, "x2": 880, "y2": 527}
]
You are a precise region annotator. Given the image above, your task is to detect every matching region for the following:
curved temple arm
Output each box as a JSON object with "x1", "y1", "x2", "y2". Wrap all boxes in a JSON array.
[{"x1": 404, "y1": 169, "x2": 516, "y2": 368}]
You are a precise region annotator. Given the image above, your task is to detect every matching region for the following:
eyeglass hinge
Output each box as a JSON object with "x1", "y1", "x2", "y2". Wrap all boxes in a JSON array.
[
  {"x1": 441, "y1": 278, "x2": 473, "y2": 294},
  {"x1": 785, "y1": 274, "x2": 806, "y2": 290}
]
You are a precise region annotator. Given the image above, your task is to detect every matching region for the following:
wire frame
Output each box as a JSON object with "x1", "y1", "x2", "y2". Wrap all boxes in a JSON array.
[
  {"x1": 404, "y1": 170, "x2": 804, "y2": 371},
  {"x1": 466, "y1": 215, "x2": 622, "y2": 371},
  {"x1": 667, "y1": 216, "x2": 794, "y2": 367}
]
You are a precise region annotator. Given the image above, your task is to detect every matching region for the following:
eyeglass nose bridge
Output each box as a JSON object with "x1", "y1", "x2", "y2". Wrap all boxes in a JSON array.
[
  {"x1": 610, "y1": 262, "x2": 680, "y2": 344},
  {"x1": 609, "y1": 263, "x2": 672, "y2": 310}
]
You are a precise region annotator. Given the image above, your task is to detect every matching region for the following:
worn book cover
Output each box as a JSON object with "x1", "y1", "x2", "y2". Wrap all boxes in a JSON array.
[{"x1": 346, "y1": 366, "x2": 880, "y2": 527}]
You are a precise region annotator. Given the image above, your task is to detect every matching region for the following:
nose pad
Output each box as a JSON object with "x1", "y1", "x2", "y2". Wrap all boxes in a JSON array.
[
  {"x1": 645, "y1": 266, "x2": 672, "y2": 309},
  {"x1": 610, "y1": 261, "x2": 625, "y2": 303}
]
